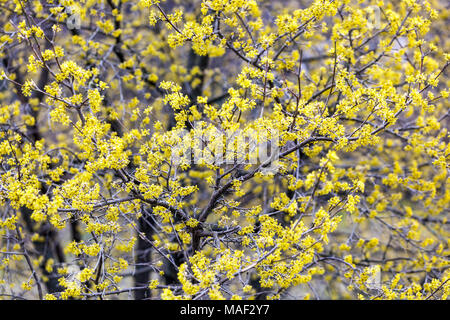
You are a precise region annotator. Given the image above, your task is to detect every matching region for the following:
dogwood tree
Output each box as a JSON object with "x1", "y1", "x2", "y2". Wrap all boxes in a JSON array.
[{"x1": 0, "y1": 0, "x2": 449, "y2": 300}]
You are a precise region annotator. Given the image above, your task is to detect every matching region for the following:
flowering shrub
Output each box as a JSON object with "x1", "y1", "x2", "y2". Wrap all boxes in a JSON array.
[{"x1": 0, "y1": 0, "x2": 449, "y2": 300}]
